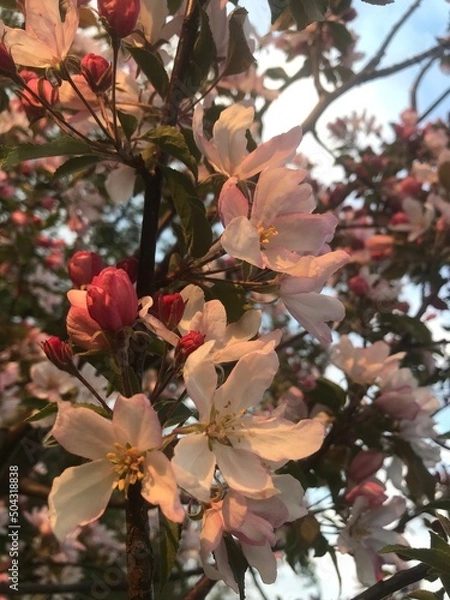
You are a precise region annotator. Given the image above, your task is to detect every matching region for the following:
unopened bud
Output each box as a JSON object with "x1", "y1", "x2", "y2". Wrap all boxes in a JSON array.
[
  {"x1": 42, "y1": 336, "x2": 75, "y2": 373},
  {"x1": 68, "y1": 251, "x2": 105, "y2": 288},
  {"x1": 81, "y1": 53, "x2": 112, "y2": 93},
  {"x1": 175, "y1": 331, "x2": 205, "y2": 361},
  {"x1": 349, "y1": 275, "x2": 370, "y2": 297},
  {"x1": 152, "y1": 292, "x2": 185, "y2": 330},
  {"x1": 21, "y1": 77, "x2": 59, "y2": 121},
  {"x1": 116, "y1": 256, "x2": 139, "y2": 284},
  {"x1": 389, "y1": 212, "x2": 409, "y2": 226},
  {"x1": 97, "y1": 0, "x2": 140, "y2": 39},
  {"x1": 348, "y1": 450, "x2": 384, "y2": 483}
]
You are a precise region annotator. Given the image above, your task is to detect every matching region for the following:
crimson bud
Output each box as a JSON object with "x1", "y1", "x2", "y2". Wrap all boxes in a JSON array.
[
  {"x1": 68, "y1": 251, "x2": 105, "y2": 288},
  {"x1": 97, "y1": 0, "x2": 140, "y2": 39}
]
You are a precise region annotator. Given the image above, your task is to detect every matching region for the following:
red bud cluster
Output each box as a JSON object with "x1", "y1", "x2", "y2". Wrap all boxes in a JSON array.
[
  {"x1": 97, "y1": 0, "x2": 140, "y2": 39},
  {"x1": 81, "y1": 53, "x2": 112, "y2": 93},
  {"x1": 175, "y1": 331, "x2": 205, "y2": 361},
  {"x1": 152, "y1": 292, "x2": 185, "y2": 330},
  {"x1": 42, "y1": 336, "x2": 75, "y2": 373}
]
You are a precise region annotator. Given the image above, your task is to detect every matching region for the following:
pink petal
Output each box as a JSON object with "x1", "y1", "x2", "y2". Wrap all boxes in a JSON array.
[
  {"x1": 218, "y1": 178, "x2": 249, "y2": 226},
  {"x1": 214, "y1": 445, "x2": 276, "y2": 498},
  {"x1": 184, "y1": 356, "x2": 217, "y2": 421},
  {"x1": 221, "y1": 216, "x2": 263, "y2": 267}
]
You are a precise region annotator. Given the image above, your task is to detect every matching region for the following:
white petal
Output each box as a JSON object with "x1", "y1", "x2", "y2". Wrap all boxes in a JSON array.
[
  {"x1": 48, "y1": 461, "x2": 115, "y2": 540},
  {"x1": 141, "y1": 452, "x2": 184, "y2": 522},
  {"x1": 221, "y1": 216, "x2": 264, "y2": 267},
  {"x1": 52, "y1": 402, "x2": 115, "y2": 460},
  {"x1": 184, "y1": 356, "x2": 217, "y2": 421},
  {"x1": 238, "y1": 126, "x2": 303, "y2": 180},
  {"x1": 238, "y1": 417, "x2": 324, "y2": 462},
  {"x1": 218, "y1": 178, "x2": 249, "y2": 226},
  {"x1": 214, "y1": 445, "x2": 276, "y2": 498},
  {"x1": 214, "y1": 351, "x2": 278, "y2": 414},
  {"x1": 179, "y1": 284, "x2": 205, "y2": 333},
  {"x1": 242, "y1": 541, "x2": 277, "y2": 584},
  {"x1": 172, "y1": 435, "x2": 216, "y2": 501},
  {"x1": 252, "y1": 167, "x2": 308, "y2": 226},
  {"x1": 105, "y1": 165, "x2": 136, "y2": 205},
  {"x1": 112, "y1": 394, "x2": 162, "y2": 450},
  {"x1": 213, "y1": 104, "x2": 254, "y2": 176}
]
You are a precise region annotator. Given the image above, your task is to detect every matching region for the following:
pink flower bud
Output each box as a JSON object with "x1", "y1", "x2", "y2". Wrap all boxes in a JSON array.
[
  {"x1": 152, "y1": 292, "x2": 185, "y2": 330},
  {"x1": 81, "y1": 53, "x2": 112, "y2": 93},
  {"x1": 68, "y1": 251, "x2": 105, "y2": 288},
  {"x1": 97, "y1": 0, "x2": 140, "y2": 38},
  {"x1": 42, "y1": 336, "x2": 75, "y2": 373},
  {"x1": 349, "y1": 275, "x2": 370, "y2": 297},
  {"x1": 345, "y1": 480, "x2": 387, "y2": 508},
  {"x1": 86, "y1": 266, "x2": 138, "y2": 331},
  {"x1": 116, "y1": 256, "x2": 139, "y2": 284},
  {"x1": 11, "y1": 210, "x2": 28, "y2": 226},
  {"x1": 389, "y1": 212, "x2": 409, "y2": 226},
  {"x1": 348, "y1": 450, "x2": 385, "y2": 483},
  {"x1": 21, "y1": 77, "x2": 59, "y2": 121},
  {"x1": 175, "y1": 331, "x2": 205, "y2": 360},
  {"x1": 398, "y1": 177, "x2": 422, "y2": 198}
]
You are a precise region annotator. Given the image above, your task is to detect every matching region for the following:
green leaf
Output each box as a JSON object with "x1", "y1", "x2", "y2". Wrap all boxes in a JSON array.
[
  {"x1": 289, "y1": 0, "x2": 329, "y2": 30},
  {"x1": 307, "y1": 377, "x2": 346, "y2": 413},
  {"x1": 117, "y1": 111, "x2": 138, "y2": 141},
  {"x1": 186, "y1": 8, "x2": 216, "y2": 93},
  {"x1": 53, "y1": 155, "x2": 103, "y2": 180},
  {"x1": 157, "y1": 511, "x2": 181, "y2": 596},
  {"x1": 392, "y1": 438, "x2": 436, "y2": 501},
  {"x1": 326, "y1": 21, "x2": 354, "y2": 53},
  {"x1": 25, "y1": 402, "x2": 57, "y2": 423},
  {"x1": 223, "y1": 535, "x2": 248, "y2": 600},
  {"x1": 127, "y1": 46, "x2": 169, "y2": 98},
  {"x1": 0, "y1": 137, "x2": 98, "y2": 168},
  {"x1": 380, "y1": 545, "x2": 448, "y2": 573},
  {"x1": 377, "y1": 313, "x2": 432, "y2": 345},
  {"x1": 408, "y1": 590, "x2": 441, "y2": 600},
  {"x1": 205, "y1": 282, "x2": 249, "y2": 323},
  {"x1": 222, "y1": 8, "x2": 255, "y2": 77},
  {"x1": 265, "y1": 67, "x2": 289, "y2": 80},
  {"x1": 162, "y1": 166, "x2": 212, "y2": 258},
  {"x1": 146, "y1": 125, "x2": 198, "y2": 177},
  {"x1": 437, "y1": 514, "x2": 450, "y2": 538}
]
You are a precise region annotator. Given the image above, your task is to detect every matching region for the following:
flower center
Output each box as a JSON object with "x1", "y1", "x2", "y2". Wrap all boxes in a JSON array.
[
  {"x1": 106, "y1": 442, "x2": 146, "y2": 496},
  {"x1": 258, "y1": 223, "x2": 278, "y2": 248},
  {"x1": 206, "y1": 407, "x2": 246, "y2": 446},
  {"x1": 349, "y1": 520, "x2": 370, "y2": 541}
]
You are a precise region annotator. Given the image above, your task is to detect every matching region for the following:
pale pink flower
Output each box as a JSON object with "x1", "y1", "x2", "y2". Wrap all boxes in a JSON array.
[
  {"x1": 193, "y1": 103, "x2": 302, "y2": 181},
  {"x1": 389, "y1": 197, "x2": 435, "y2": 241},
  {"x1": 2, "y1": 0, "x2": 79, "y2": 69},
  {"x1": 278, "y1": 251, "x2": 350, "y2": 343},
  {"x1": 28, "y1": 361, "x2": 74, "y2": 404},
  {"x1": 338, "y1": 494, "x2": 407, "y2": 586},
  {"x1": 219, "y1": 167, "x2": 340, "y2": 273},
  {"x1": 201, "y1": 475, "x2": 307, "y2": 591},
  {"x1": 375, "y1": 368, "x2": 420, "y2": 420},
  {"x1": 49, "y1": 394, "x2": 184, "y2": 539},
  {"x1": 172, "y1": 351, "x2": 324, "y2": 501},
  {"x1": 330, "y1": 336, "x2": 405, "y2": 385}
]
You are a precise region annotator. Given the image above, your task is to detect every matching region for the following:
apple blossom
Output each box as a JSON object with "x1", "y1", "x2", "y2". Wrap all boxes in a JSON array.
[
  {"x1": 1, "y1": 0, "x2": 79, "y2": 69},
  {"x1": 49, "y1": 394, "x2": 184, "y2": 539},
  {"x1": 338, "y1": 493, "x2": 407, "y2": 586},
  {"x1": 193, "y1": 103, "x2": 303, "y2": 181},
  {"x1": 219, "y1": 167, "x2": 341, "y2": 273},
  {"x1": 172, "y1": 350, "x2": 324, "y2": 501}
]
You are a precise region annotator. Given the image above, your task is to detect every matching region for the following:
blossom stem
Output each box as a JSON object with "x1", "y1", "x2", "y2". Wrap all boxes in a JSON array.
[
  {"x1": 72, "y1": 370, "x2": 112, "y2": 414},
  {"x1": 350, "y1": 563, "x2": 429, "y2": 600},
  {"x1": 126, "y1": 482, "x2": 153, "y2": 600}
]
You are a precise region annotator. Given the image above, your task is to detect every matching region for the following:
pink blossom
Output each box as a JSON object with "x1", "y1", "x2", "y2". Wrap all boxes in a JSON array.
[{"x1": 68, "y1": 251, "x2": 105, "y2": 288}]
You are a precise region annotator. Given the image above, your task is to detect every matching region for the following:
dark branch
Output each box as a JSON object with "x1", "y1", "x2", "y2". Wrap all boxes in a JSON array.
[{"x1": 350, "y1": 564, "x2": 430, "y2": 600}]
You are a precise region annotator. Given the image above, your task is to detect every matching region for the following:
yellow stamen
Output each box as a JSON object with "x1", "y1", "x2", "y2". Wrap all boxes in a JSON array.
[{"x1": 106, "y1": 442, "x2": 146, "y2": 497}]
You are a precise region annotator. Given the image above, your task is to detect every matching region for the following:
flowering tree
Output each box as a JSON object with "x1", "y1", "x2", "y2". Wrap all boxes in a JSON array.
[{"x1": 0, "y1": 1, "x2": 449, "y2": 599}]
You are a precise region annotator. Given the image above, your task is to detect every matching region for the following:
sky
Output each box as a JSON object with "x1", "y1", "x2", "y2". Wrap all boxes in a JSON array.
[{"x1": 242, "y1": 0, "x2": 450, "y2": 184}]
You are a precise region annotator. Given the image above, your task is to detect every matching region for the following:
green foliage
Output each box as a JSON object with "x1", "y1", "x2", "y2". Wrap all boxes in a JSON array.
[
  {"x1": 222, "y1": 8, "x2": 256, "y2": 77},
  {"x1": 0, "y1": 137, "x2": 100, "y2": 168},
  {"x1": 146, "y1": 125, "x2": 198, "y2": 176},
  {"x1": 127, "y1": 47, "x2": 170, "y2": 98},
  {"x1": 186, "y1": 8, "x2": 216, "y2": 93},
  {"x1": 156, "y1": 512, "x2": 182, "y2": 598}
]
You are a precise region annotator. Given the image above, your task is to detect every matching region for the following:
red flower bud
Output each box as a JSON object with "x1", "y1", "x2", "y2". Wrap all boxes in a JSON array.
[
  {"x1": 97, "y1": 0, "x2": 140, "y2": 38},
  {"x1": 81, "y1": 53, "x2": 112, "y2": 93},
  {"x1": 42, "y1": 336, "x2": 75, "y2": 373},
  {"x1": 152, "y1": 292, "x2": 185, "y2": 330},
  {"x1": 68, "y1": 251, "x2": 105, "y2": 288},
  {"x1": 86, "y1": 266, "x2": 138, "y2": 331},
  {"x1": 175, "y1": 331, "x2": 205, "y2": 360},
  {"x1": 389, "y1": 212, "x2": 409, "y2": 226},
  {"x1": 0, "y1": 43, "x2": 18, "y2": 78},
  {"x1": 116, "y1": 256, "x2": 139, "y2": 284},
  {"x1": 349, "y1": 275, "x2": 370, "y2": 297},
  {"x1": 348, "y1": 450, "x2": 384, "y2": 483}
]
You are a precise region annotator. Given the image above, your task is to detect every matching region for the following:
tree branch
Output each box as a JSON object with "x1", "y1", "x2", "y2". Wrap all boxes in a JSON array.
[{"x1": 350, "y1": 564, "x2": 430, "y2": 600}]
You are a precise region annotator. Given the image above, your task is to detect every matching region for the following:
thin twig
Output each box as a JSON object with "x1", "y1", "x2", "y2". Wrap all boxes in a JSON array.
[{"x1": 350, "y1": 564, "x2": 430, "y2": 600}]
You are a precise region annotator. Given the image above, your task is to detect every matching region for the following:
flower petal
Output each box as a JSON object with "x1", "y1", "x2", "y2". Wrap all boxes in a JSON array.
[
  {"x1": 221, "y1": 216, "x2": 264, "y2": 267},
  {"x1": 112, "y1": 394, "x2": 162, "y2": 450},
  {"x1": 48, "y1": 460, "x2": 115, "y2": 540},
  {"x1": 218, "y1": 177, "x2": 249, "y2": 226},
  {"x1": 214, "y1": 351, "x2": 278, "y2": 414},
  {"x1": 172, "y1": 434, "x2": 216, "y2": 501},
  {"x1": 214, "y1": 445, "x2": 276, "y2": 498},
  {"x1": 52, "y1": 402, "x2": 115, "y2": 460},
  {"x1": 184, "y1": 356, "x2": 217, "y2": 421},
  {"x1": 141, "y1": 452, "x2": 184, "y2": 522}
]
